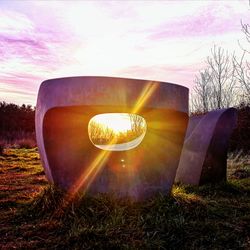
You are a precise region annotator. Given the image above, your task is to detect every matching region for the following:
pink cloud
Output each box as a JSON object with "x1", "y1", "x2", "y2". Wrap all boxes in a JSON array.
[
  {"x1": 149, "y1": 4, "x2": 249, "y2": 40},
  {"x1": 0, "y1": 8, "x2": 79, "y2": 106},
  {"x1": 0, "y1": 72, "x2": 41, "y2": 105},
  {"x1": 0, "y1": 1, "x2": 249, "y2": 106},
  {"x1": 0, "y1": 7, "x2": 78, "y2": 72},
  {"x1": 0, "y1": 85, "x2": 35, "y2": 96},
  {"x1": 0, "y1": 32, "x2": 72, "y2": 71},
  {"x1": 0, "y1": 86, "x2": 36, "y2": 105},
  {"x1": 116, "y1": 63, "x2": 203, "y2": 89},
  {"x1": 0, "y1": 75, "x2": 41, "y2": 102},
  {"x1": 0, "y1": 35, "x2": 48, "y2": 62},
  {"x1": 1, "y1": 72, "x2": 41, "y2": 84}
]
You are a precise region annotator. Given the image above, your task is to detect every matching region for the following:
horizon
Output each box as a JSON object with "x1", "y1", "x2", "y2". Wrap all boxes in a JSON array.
[{"x1": 0, "y1": 0, "x2": 250, "y2": 106}]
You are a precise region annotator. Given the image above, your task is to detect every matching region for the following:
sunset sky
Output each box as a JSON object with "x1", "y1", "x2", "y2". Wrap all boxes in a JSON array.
[{"x1": 0, "y1": 0, "x2": 249, "y2": 106}]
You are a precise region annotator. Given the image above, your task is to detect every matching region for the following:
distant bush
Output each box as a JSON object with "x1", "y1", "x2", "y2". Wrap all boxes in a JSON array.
[
  {"x1": 0, "y1": 101, "x2": 35, "y2": 139},
  {"x1": 14, "y1": 138, "x2": 36, "y2": 149},
  {"x1": 0, "y1": 101, "x2": 249, "y2": 152},
  {"x1": 229, "y1": 103, "x2": 250, "y2": 153},
  {"x1": 0, "y1": 142, "x2": 4, "y2": 155},
  {"x1": 0, "y1": 102, "x2": 36, "y2": 146}
]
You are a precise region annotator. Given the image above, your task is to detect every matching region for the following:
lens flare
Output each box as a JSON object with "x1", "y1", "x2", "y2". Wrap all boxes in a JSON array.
[{"x1": 54, "y1": 81, "x2": 160, "y2": 212}]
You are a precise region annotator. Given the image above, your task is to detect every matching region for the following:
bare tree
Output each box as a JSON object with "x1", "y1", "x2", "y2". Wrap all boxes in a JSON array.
[
  {"x1": 207, "y1": 46, "x2": 236, "y2": 109},
  {"x1": 129, "y1": 114, "x2": 145, "y2": 135},
  {"x1": 233, "y1": 22, "x2": 250, "y2": 102},
  {"x1": 88, "y1": 121, "x2": 114, "y2": 144},
  {"x1": 191, "y1": 46, "x2": 237, "y2": 113},
  {"x1": 242, "y1": 22, "x2": 250, "y2": 47},
  {"x1": 192, "y1": 68, "x2": 212, "y2": 113},
  {"x1": 89, "y1": 121, "x2": 101, "y2": 141},
  {"x1": 233, "y1": 51, "x2": 250, "y2": 100}
]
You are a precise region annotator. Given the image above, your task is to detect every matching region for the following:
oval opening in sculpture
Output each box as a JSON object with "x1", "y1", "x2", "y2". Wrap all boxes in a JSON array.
[{"x1": 88, "y1": 113, "x2": 147, "y2": 151}]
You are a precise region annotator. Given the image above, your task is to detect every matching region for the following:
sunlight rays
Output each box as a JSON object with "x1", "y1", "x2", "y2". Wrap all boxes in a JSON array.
[
  {"x1": 62, "y1": 81, "x2": 160, "y2": 204},
  {"x1": 131, "y1": 81, "x2": 159, "y2": 114}
]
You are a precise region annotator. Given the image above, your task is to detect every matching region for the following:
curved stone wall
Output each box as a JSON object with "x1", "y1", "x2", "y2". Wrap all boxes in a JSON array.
[{"x1": 36, "y1": 76, "x2": 189, "y2": 200}]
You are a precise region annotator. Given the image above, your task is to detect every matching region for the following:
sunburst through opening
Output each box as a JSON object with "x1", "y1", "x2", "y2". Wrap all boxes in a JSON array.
[{"x1": 88, "y1": 113, "x2": 147, "y2": 151}]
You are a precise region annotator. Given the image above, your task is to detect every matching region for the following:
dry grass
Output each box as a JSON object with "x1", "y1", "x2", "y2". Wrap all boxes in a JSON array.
[
  {"x1": 228, "y1": 151, "x2": 250, "y2": 179},
  {"x1": 0, "y1": 131, "x2": 36, "y2": 150},
  {"x1": 0, "y1": 149, "x2": 249, "y2": 249}
]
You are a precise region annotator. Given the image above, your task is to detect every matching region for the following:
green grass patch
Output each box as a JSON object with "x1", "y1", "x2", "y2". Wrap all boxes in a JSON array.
[{"x1": 0, "y1": 149, "x2": 249, "y2": 249}]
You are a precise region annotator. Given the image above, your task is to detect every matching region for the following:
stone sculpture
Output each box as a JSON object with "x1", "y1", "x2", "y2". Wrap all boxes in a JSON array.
[
  {"x1": 175, "y1": 108, "x2": 237, "y2": 185},
  {"x1": 36, "y1": 76, "x2": 188, "y2": 200}
]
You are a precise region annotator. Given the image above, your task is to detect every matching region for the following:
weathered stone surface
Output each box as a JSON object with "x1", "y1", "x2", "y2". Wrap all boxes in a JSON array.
[
  {"x1": 175, "y1": 108, "x2": 237, "y2": 185},
  {"x1": 36, "y1": 76, "x2": 189, "y2": 200}
]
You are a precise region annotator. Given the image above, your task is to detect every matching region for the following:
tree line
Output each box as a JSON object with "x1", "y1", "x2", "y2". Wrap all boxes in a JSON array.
[
  {"x1": 191, "y1": 22, "x2": 250, "y2": 113},
  {"x1": 0, "y1": 102, "x2": 35, "y2": 142},
  {"x1": 190, "y1": 22, "x2": 250, "y2": 153}
]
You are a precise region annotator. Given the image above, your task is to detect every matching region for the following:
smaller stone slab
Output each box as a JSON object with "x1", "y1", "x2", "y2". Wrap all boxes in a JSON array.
[{"x1": 175, "y1": 108, "x2": 237, "y2": 185}]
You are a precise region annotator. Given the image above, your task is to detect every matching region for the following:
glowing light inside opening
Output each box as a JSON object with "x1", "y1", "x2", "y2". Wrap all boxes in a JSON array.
[{"x1": 88, "y1": 113, "x2": 147, "y2": 151}]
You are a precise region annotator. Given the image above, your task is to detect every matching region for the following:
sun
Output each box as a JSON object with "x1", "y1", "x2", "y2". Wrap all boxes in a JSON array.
[
  {"x1": 90, "y1": 113, "x2": 132, "y2": 133},
  {"x1": 88, "y1": 113, "x2": 147, "y2": 151}
]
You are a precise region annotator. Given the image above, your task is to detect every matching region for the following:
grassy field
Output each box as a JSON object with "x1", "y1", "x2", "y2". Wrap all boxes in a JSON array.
[{"x1": 0, "y1": 148, "x2": 249, "y2": 249}]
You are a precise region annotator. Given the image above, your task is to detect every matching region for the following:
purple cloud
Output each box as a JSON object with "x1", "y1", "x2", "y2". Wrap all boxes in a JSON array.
[
  {"x1": 116, "y1": 63, "x2": 202, "y2": 88},
  {"x1": 0, "y1": 7, "x2": 79, "y2": 104},
  {"x1": 149, "y1": 4, "x2": 249, "y2": 40},
  {"x1": 0, "y1": 1, "x2": 249, "y2": 106}
]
